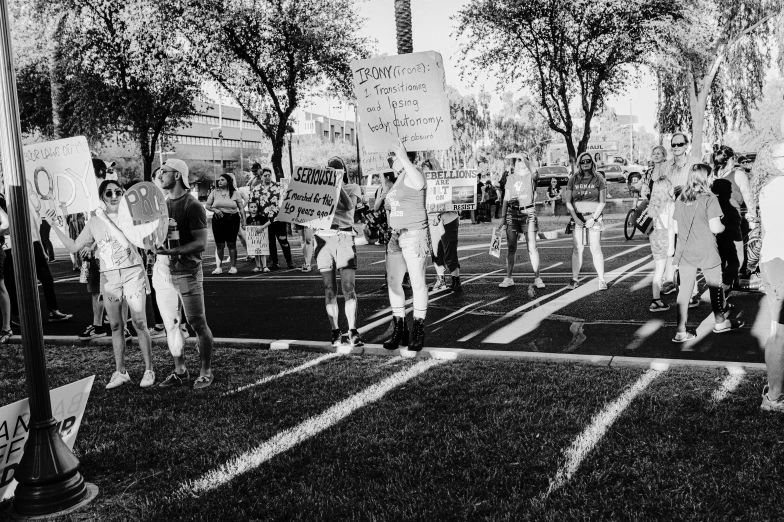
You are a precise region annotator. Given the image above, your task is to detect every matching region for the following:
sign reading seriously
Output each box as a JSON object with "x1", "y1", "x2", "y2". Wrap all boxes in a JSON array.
[
  {"x1": 425, "y1": 169, "x2": 478, "y2": 212},
  {"x1": 0, "y1": 376, "x2": 95, "y2": 500},
  {"x1": 276, "y1": 166, "x2": 343, "y2": 229},
  {"x1": 246, "y1": 226, "x2": 270, "y2": 256},
  {"x1": 351, "y1": 51, "x2": 453, "y2": 153},
  {"x1": 23, "y1": 137, "x2": 99, "y2": 228}
]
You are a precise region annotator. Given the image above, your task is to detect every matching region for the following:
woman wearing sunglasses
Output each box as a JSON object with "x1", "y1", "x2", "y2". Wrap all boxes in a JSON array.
[
  {"x1": 47, "y1": 180, "x2": 155, "y2": 390},
  {"x1": 667, "y1": 164, "x2": 743, "y2": 343},
  {"x1": 564, "y1": 152, "x2": 608, "y2": 290}
]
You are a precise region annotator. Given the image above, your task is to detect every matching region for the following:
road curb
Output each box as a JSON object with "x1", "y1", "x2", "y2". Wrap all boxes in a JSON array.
[{"x1": 26, "y1": 335, "x2": 767, "y2": 372}]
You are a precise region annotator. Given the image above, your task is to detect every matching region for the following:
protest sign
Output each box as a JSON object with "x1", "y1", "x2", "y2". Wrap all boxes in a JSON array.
[
  {"x1": 357, "y1": 125, "x2": 390, "y2": 177},
  {"x1": 246, "y1": 226, "x2": 270, "y2": 256},
  {"x1": 489, "y1": 227, "x2": 502, "y2": 259},
  {"x1": 352, "y1": 51, "x2": 453, "y2": 153},
  {"x1": 424, "y1": 169, "x2": 478, "y2": 213},
  {"x1": 276, "y1": 166, "x2": 343, "y2": 229},
  {"x1": 0, "y1": 376, "x2": 95, "y2": 500},
  {"x1": 23, "y1": 137, "x2": 99, "y2": 228},
  {"x1": 117, "y1": 182, "x2": 169, "y2": 249}
]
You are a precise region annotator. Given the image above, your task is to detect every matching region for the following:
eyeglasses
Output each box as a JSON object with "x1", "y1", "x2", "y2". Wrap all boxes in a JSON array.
[
  {"x1": 671, "y1": 142, "x2": 687, "y2": 148},
  {"x1": 579, "y1": 159, "x2": 593, "y2": 165},
  {"x1": 104, "y1": 189, "x2": 124, "y2": 198}
]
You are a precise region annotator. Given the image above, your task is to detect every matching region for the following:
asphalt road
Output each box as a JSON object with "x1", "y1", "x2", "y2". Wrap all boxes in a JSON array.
[{"x1": 37, "y1": 220, "x2": 768, "y2": 363}]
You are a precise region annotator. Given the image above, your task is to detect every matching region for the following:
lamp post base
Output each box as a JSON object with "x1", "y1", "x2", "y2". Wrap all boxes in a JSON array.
[{"x1": 10, "y1": 483, "x2": 98, "y2": 521}]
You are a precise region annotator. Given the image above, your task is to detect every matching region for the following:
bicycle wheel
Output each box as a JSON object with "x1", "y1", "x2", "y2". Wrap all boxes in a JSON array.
[{"x1": 624, "y1": 209, "x2": 637, "y2": 240}]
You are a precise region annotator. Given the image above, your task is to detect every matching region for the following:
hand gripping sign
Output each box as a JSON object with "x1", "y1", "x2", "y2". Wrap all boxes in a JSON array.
[
  {"x1": 23, "y1": 137, "x2": 99, "y2": 228},
  {"x1": 116, "y1": 182, "x2": 169, "y2": 249}
]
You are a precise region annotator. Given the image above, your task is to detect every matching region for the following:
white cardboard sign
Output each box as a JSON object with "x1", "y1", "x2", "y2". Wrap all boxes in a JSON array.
[{"x1": 276, "y1": 166, "x2": 343, "y2": 229}]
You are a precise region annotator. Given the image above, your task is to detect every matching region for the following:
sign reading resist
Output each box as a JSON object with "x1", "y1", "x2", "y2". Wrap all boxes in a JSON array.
[
  {"x1": 425, "y1": 169, "x2": 478, "y2": 212},
  {"x1": 352, "y1": 51, "x2": 453, "y2": 153},
  {"x1": 276, "y1": 166, "x2": 343, "y2": 229}
]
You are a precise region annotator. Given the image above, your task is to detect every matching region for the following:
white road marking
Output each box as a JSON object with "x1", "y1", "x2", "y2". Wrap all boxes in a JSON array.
[
  {"x1": 541, "y1": 262, "x2": 563, "y2": 271},
  {"x1": 623, "y1": 320, "x2": 664, "y2": 351},
  {"x1": 541, "y1": 369, "x2": 663, "y2": 499},
  {"x1": 379, "y1": 356, "x2": 403, "y2": 367},
  {"x1": 223, "y1": 354, "x2": 342, "y2": 396},
  {"x1": 430, "y1": 301, "x2": 485, "y2": 326},
  {"x1": 610, "y1": 258, "x2": 652, "y2": 285},
  {"x1": 711, "y1": 367, "x2": 746, "y2": 403},
  {"x1": 181, "y1": 358, "x2": 446, "y2": 495}
]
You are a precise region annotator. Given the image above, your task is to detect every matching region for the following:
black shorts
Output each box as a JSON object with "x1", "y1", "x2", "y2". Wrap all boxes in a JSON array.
[
  {"x1": 87, "y1": 257, "x2": 101, "y2": 294},
  {"x1": 432, "y1": 219, "x2": 460, "y2": 272},
  {"x1": 505, "y1": 205, "x2": 538, "y2": 235},
  {"x1": 212, "y1": 213, "x2": 241, "y2": 244}
]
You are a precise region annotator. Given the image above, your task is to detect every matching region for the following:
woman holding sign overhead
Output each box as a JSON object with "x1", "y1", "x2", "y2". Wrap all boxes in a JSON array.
[
  {"x1": 47, "y1": 179, "x2": 156, "y2": 390},
  {"x1": 382, "y1": 140, "x2": 430, "y2": 357}
]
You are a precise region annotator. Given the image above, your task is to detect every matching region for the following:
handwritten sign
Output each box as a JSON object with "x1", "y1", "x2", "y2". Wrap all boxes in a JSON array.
[
  {"x1": 246, "y1": 226, "x2": 270, "y2": 256},
  {"x1": 276, "y1": 166, "x2": 343, "y2": 229},
  {"x1": 489, "y1": 227, "x2": 502, "y2": 258},
  {"x1": 358, "y1": 126, "x2": 390, "y2": 177},
  {"x1": 0, "y1": 376, "x2": 95, "y2": 500},
  {"x1": 117, "y1": 182, "x2": 168, "y2": 249},
  {"x1": 352, "y1": 51, "x2": 453, "y2": 153},
  {"x1": 425, "y1": 169, "x2": 478, "y2": 212},
  {"x1": 23, "y1": 136, "x2": 99, "y2": 228}
]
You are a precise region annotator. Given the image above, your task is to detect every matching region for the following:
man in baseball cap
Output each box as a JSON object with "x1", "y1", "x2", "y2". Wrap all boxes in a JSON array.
[{"x1": 162, "y1": 158, "x2": 190, "y2": 188}]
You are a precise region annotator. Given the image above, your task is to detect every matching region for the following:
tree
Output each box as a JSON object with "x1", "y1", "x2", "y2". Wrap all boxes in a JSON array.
[
  {"x1": 395, "y1": 0, "x2": 413, "y2": 54},
  {"x1": 655, "y1": 0, "x2": 783, "y2": 158},
  {"x1": 486, "y1": 92, "x2": 553, "y2": 162},
  {"x1": 724, "y1": 75, "x2": 784, "y2": 150},
  {"x1": 455, "y1": 0, "x2": 680, "y2": 170},
  {"x1": 167, "y1": 0, "x2": 369, "y2": 181}
]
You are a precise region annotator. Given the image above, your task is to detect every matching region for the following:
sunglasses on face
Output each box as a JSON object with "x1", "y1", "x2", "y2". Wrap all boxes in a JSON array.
[
  {"x1": 671, "y1": 142, "x2": 687, "y2": 148},
  {"x1": 579, "y1": 159, "x2": 592, "y2": 165},
  {"x1": 104, "y1": 189, "x2": 123, "y2": 198}
]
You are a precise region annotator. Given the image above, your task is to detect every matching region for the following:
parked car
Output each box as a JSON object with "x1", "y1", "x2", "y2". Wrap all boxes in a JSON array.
[
  {"x1": 536, "y1": 166, "x2": 570, "y2": 186},
  {"x1": 598, "y1": 164, "x2": 627, "y2": 182}
]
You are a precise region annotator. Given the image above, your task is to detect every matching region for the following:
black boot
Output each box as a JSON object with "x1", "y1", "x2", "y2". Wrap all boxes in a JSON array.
[
  {"x1": 407, "y1": 318, "x2": 425, "y2": 352},
  {"x1": 382, "y1": 316, "x2": 409, "y2": 350},
  {"x1": 449, "y1": 275, "x2": 463, "y2": 293}
]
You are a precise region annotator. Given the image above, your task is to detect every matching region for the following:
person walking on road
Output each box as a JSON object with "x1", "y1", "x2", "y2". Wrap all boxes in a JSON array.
[
  {"x1": 667, "y1": 163, "x2": 743, "y2": 343},
  {"x1": 315, "y1": 158, "x2": 365, "y2": 351},
  {"x1": 495, "y1": 157, "x2": 544, "y2": 289},
  {"x1": 253, "y1": 168, "x2": 293, "y2": 269},
  {"x1": 750, "y1": 141, "x2": 784, "y2": 411},
  {"x1": 645, "y1": 146, "x2": 676, "y2": 311},
  {"x1": 155, "y1": 159, "x2": 216, "y2": 390},
  {"x1": 47, "y1": 180, "x2": 155, "y2": 389},
  {"x1": 206, "y1": 173, "x2": 245, "y2": 275},
  {"x1": 382, "y1": 140, "x2": 430, "y2": 356},
  {"x1": 565, "y1": 152, "x2": 607, "y2": 290}
]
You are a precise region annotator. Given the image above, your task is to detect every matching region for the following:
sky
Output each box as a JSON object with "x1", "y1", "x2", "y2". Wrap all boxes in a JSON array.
[{"x1": 309, "y1": 0, "x2": 659, "y2": 134}]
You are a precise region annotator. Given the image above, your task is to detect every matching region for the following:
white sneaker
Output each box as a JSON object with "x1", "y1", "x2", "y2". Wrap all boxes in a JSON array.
[
  {"x1": 534, "y1": 277, "x2": 545, "y2": 289},
  {"x1": 140, "y1": 370, "x2": 156, "y2": 388},
  {"x1": 499, "y1": 277, "x2": 515, "y2": 288},
  {"x1": 212, "y1": 267, "x2": 223, "y2": 275},
  {"x1": 106, "y1": 371, "x2": 131, "y2": 390},
  {"x1": 228, "y1": 267, "x2": 237, "y2": 274},
  {"x1": 181, "y1": 327, "x2": 190, "y2": 340}
]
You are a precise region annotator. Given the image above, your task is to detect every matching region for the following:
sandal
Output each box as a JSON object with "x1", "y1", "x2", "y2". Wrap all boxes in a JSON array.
[
  {"x1": 0, "y1": 329, "x2": 13, "y2": 344},
  {"x1": 672, "y1": 331, "x2": 696, "y2": 343},
  {"x1": 649, "y1": 300, "x2": 670, "y2": 312}
]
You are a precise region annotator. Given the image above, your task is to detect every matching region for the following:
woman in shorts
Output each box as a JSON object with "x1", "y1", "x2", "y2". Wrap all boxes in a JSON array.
[
  {"x1": 47, "y1": 180, "x2": 155, "y2": 389},
  {"x1": 206, "y1": 173, "x2": 245, "y2": 274},
  {"x1": 646, "y1": 169, "x2": 675, "y2": 311},
  {"x1": 565, "y1": 152, "x2": 608, "y2": 290}
]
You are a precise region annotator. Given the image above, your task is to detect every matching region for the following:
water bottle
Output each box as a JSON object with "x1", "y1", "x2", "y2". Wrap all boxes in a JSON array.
[
  {"x1": 168, "y1": 218, "x2": 180, "y2": 265},
  {"x1": 581, "y1": 225, "x2": 588, "y2": 246},
  {"x1": 79, "y1": 260, "x2": 90, "y2": 283}
]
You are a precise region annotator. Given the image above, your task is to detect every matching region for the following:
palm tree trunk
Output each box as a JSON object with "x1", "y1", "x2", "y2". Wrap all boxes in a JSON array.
[
  {"x1": 394, "y1": 0, "x2": 413, "y2": 54},
  {"x1": 48, "y1": 13, "x2": 67, "y2": 139}
]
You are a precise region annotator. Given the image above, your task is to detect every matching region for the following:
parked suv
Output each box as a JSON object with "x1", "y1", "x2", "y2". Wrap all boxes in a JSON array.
[{"x1": 536, "y1": 165, "x2": 570, "y2": 186}]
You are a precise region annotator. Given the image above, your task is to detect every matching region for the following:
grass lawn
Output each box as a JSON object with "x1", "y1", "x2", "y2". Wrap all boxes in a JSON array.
[{"x1": 2, "y1": 344, "x2": 782, "y2": 521}]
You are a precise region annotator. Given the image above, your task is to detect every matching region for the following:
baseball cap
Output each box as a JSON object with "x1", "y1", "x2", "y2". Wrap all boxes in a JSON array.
[{"x1": 162, "y1": 158, "x2": 190, "y2": 188}]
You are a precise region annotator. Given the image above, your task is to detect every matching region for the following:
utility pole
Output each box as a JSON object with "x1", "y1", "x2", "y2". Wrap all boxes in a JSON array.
[
  {"x1": 0, "y1": 0, "x2": 97, "y2": 516},
  {"x1": 629, "y1": 98, "x2": 634, "y2": 163}
]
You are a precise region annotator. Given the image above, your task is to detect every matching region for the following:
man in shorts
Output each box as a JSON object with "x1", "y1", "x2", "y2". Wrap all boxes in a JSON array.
[
  {"x1": 315, "y1": 159, "x2": 364, "y2": 351},
  {"x1": 155, "y1": 159, "x2": 216, "y2": 389}
]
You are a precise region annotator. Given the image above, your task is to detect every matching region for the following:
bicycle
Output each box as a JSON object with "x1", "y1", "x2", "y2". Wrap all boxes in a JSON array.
[{"x1": 623, "y1": 172, "x2": 649, "y2": 240}]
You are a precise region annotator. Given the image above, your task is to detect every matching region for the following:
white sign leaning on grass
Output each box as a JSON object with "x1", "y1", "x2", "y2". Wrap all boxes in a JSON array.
[
  {"x1": 351, "y1": 51, "x2": 453, "y2": 153},
  {"x1": 425, "y1": 169, "x2": 478, "y2": 213},
  {"x1": 276, "y1": 166, "x2": 343, "y2": 229},
  {"x1": 0, "y1": 376, "x2": 95, "y2": 500},
  {"x1": 23, "y1": 136, "x2": 100, "y2": 229},
  {"x1": 246, "y1": 226, "x2": 270, "y2": 256}
]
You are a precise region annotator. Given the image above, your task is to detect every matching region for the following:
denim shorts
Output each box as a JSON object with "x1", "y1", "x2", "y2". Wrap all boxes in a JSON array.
[
  {"x1": 315, "y1": 233, "x2": 357, "y2": 271},
  {"x1": 387, "y1": 228, "x2": 431, "y2": 258},
  {"x1": 100, "y1": 265, "x2": 149, "y2": 303}
]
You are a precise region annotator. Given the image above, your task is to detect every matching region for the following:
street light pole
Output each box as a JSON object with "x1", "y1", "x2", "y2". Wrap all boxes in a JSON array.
[{"x1": 0, "y1": 0, "x2": 97, "y2": 516}]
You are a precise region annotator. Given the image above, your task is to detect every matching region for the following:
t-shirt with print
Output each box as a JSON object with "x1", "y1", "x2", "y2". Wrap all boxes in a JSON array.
[
  {"x1": 673, "y1": 193, "x2": 723, "y2": 268},
  {"x1": 77, "y1": 213, "x2": 143, "y2": 272},
  {"x1": 759, "y1": 176, "x2": 784, "y2": 263},
  {"x1": 566, "y1": 172, "x2": 606, "y2": 214},
  {"x1": 167, "y1": 193, "x2": 207, "y2": 275}
]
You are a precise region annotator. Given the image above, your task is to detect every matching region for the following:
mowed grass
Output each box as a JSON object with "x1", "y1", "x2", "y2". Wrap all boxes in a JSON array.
[{"x1": 1, "y1": 344, "x2": 783, "y2": 521}]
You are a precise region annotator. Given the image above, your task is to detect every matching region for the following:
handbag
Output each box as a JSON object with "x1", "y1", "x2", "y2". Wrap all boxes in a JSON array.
[{"x1": 634, "y1": 199, "x2": 654, "y2": 235}]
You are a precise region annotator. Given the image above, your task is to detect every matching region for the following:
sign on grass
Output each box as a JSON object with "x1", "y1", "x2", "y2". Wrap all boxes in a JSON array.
[
  {"x1": 276, "y1": 166, "x2": 343, "y2": 229},
  {"x1": 351, "y1": 51, "x2": 453, "y2": 153},
  {"x1": 0, "y1": 376, "x2": 95, "y2": 500},
  {"x1": 23, "y1": 137, "x2": 100, "y2": 228},
  {"x1": 425, "y1": 169, "x2": 478, "y2": 212},
  {"x1": 246, "y1": 226, "x2": 270, "y2": 256}
]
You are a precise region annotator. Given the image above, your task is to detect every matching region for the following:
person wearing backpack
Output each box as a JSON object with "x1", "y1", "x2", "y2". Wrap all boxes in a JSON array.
[{"x1": 494, "y1": 157, "x2": 544, "y2": 289}]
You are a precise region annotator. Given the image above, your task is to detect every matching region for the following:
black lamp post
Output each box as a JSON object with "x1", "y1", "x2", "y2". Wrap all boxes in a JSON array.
[{"x1": 0, "y1": 0, "x2": 97, "y2": 516}]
